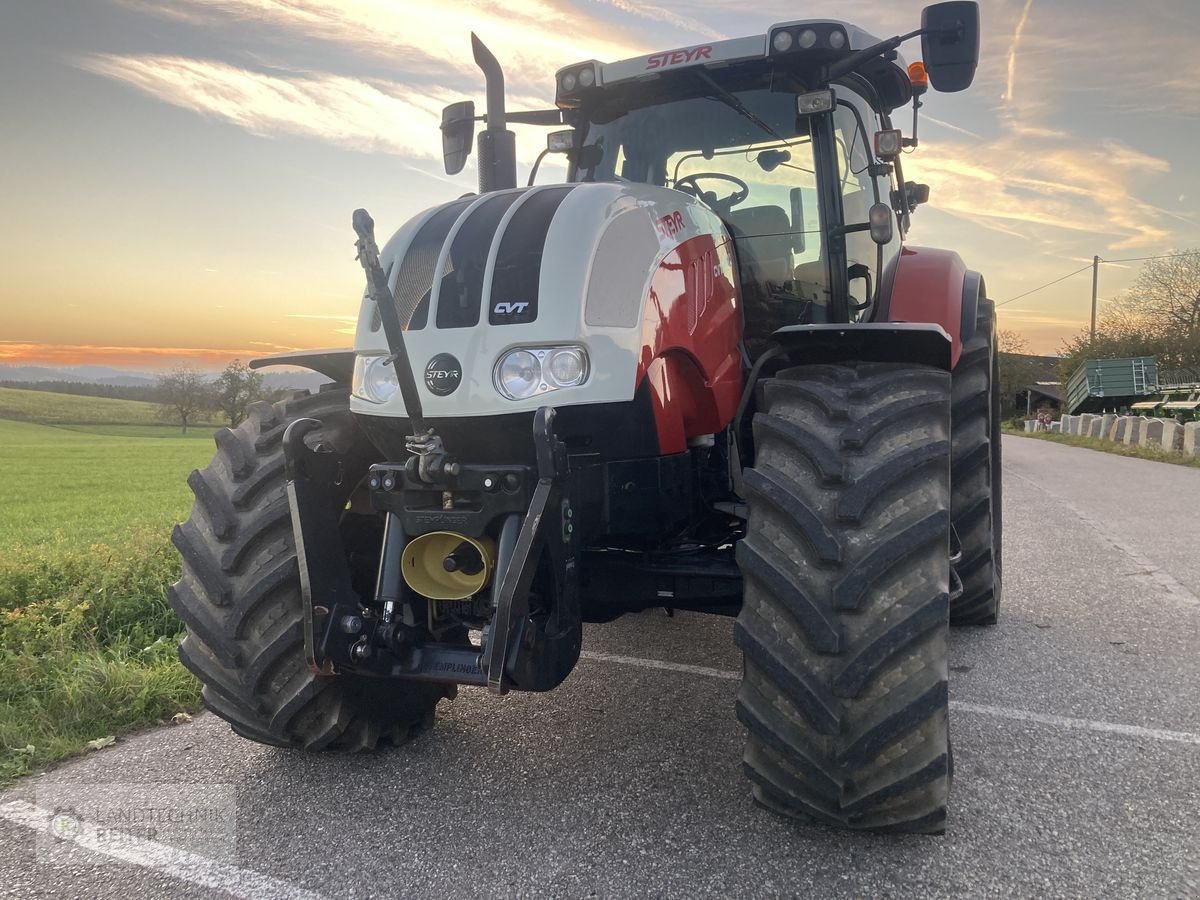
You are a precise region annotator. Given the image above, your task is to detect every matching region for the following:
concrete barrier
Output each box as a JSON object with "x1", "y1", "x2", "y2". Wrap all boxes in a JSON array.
[
  {"x1": 1161, "y1": 420, "x2": 1181, "y2": 452},
  {"x1": 1050, "y1": 422, "x2": 1061, "y2": 433},
  {"x1": 1087, "y1": 417, "x2": 1104, "y2": 438},
  {"x1": 1100, "y1": 414, "x2": 1117, "y2": 440},
  {"x1": 1060, "y1": 415, "x2": 1075, "y2": 434},
  {"x1": 1079, "y1": 414, "x2": 1095, "y2": 436},
  {"x1": 1024, "y1": 420, "x2": 1036, "y2": 433},
  {"x1": 1139, "y1": 418, "x2": 1165, "y2": 448},
  {"x1": 1184, "y1": 422, "x2": 1200, "y2": 457},
  {"x1": 1125, "y1": 417, "x2": 1144, "y2": 445},
  {"x1": 1113, "y1": 417, "x2": 1130, "y2": 443}
]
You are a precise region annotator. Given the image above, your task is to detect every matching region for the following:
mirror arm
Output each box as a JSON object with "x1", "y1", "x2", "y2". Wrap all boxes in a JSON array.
[
  {"x1": 825, "y1": 24, "x2": 960, "y2": 82},
  {"x1": 527, "y1": 149, "x2": 550, "y2": 187},
  {"x1": 504, "y1": 109, "x2": 565, "y2": 127}
]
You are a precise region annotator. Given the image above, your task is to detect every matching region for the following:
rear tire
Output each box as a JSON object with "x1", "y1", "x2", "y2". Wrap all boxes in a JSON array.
[
  {"x1": 950, "y1": 297, "x2": 1002, "y2": 626},
  {"x1": 736, "y1": 362, "x2": 952, "y2": 833},
  {"x1": 168, "y1": 388, "x2": 453, "y2": 751}
]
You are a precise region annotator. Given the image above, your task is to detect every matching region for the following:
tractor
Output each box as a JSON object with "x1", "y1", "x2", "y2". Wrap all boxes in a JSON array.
[{"x1": 171, "y1": 1, "x2": 1001, "y2": 833}]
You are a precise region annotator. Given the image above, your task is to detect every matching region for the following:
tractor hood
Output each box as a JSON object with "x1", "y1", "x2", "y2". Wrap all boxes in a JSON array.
[{"x1": 351, "y1": 182, "x2": 737, "y2": 419}]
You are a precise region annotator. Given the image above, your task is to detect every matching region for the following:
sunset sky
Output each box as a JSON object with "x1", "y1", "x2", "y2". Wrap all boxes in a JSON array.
[{"x1": 2, "y1": 0, "x2": 1198, "y2": 368}]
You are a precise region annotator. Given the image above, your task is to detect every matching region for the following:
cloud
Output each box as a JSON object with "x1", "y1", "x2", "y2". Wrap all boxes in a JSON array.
[
  {"x1": 587, "y1": 0, "x2": 725, "y2": 41},
  {"x1": 1004, "y1": 0, "x2": 1035, "y2": 105},
  {"x1": 120, "y1": 0, "x2": 645, "y2": 97},
  {"x1": 80, "y1": 53, "x2": 453, "y2": 159},
  {"x1": 0, "y1": 341, "x2": 290, "y2": 369},
  {"x1": 906, "y1": 133, "x2": 1174, "y2": 249}
]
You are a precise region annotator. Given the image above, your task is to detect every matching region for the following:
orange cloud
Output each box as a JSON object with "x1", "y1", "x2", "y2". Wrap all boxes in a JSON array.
[{"x1": 0, "y1": 341, "x2": 297, "y2": 370}]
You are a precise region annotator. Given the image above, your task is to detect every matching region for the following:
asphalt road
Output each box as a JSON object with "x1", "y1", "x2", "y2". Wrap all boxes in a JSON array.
[{"x1": 2, "y1": 436, "x2": 1198, "y2": 898}]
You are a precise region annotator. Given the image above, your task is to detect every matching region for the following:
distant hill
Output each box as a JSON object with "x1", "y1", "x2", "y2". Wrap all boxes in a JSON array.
[
  {"x1": 0, "y1": 364, "x2": 157, "y2": 388},
  {"x1": 0, "y1": 385, "x2": 225, "y2": 427},
  {"x1": 0, "y1": 363, "x2": 330, "y2": 398}
]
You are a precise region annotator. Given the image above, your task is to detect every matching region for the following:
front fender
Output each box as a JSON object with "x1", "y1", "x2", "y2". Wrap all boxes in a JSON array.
[
  {"x1": 874, "y1": 247, "x2": 982, "y2": 369},
  {"x1": 248, "y1": 348, "x2": 356, "y2": 385}
]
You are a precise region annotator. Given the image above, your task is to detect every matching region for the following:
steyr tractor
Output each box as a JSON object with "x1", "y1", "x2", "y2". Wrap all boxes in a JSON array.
[{"x1": 171, "y1": 1, "x2": 1000, "y2": 833}]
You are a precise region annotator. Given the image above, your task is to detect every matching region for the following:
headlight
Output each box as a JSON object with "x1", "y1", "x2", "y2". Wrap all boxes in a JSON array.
[
  {"x1": 545, "y1": 348, "x2": 587, "y2": 387},
  {"x1": 797, "y1": 29, "x2": 818, "y2": 49},
  {"x1": 494, "y1": 346, "x2": 589, "y2": 400},
  {"x1": 496, "y1": 349, "x2": 541, "y2": 400},
  {"x1": 352, "y1": 353, "x2": 399, "y2": 404},
  {"x1": 560, "y1": 71, "x2": 578, "y2": 93},
  {"x1": 771, "y1": 30, "x2": 794, "y2": 53}
]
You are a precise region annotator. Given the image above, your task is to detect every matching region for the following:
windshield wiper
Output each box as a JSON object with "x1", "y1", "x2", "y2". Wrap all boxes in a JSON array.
[{"x1": 693, "y1": 68, "x2": 793, "y2": 147}]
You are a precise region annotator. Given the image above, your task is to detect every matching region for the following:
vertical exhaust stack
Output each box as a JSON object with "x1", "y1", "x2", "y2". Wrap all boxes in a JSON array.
[{"x1": 471, "y1": 33, "x2": 517, "y2": 193}]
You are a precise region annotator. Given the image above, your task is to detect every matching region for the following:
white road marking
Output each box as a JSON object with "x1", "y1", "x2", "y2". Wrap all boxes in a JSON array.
[
  {"x1": 949, "y1": 702, "x2": 1200, "y2": 745},
  {"x1": 580, "y1": 650, "x2": 739, "y2": 681},
  {"x1": 0, "y1": 800, "x2": 321, "y2": 900},
  {"x1": 580, "y1": 651, "x2": 1200, "y2": 747}
]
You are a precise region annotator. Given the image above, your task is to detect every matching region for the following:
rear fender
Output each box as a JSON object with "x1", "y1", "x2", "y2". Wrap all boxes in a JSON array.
[
  {"x1": 873, "y1": 247, "x2": 982, "y2": 369},
  {"x1": 249, "y1": 348, "x2": 355, "y2": 385}
]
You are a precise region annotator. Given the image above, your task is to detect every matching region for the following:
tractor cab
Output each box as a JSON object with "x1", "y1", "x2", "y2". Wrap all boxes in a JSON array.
[
  {"x1": 563, "y1": 71, "x2": 897, "y2": 337},
  {"x1": 441, "y1": 5, "x2": 979, "y2": 334},
  {"x1": 551, "y1": 20, "x2": 951, "y2": 338}
]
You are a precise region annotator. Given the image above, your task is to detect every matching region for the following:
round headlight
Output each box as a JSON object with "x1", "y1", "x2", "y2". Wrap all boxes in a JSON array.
[
  {"x1": 828, "y1": 29, "x2": 847, "y2": 49},
  {"x1": 545, "y1": 348, "x2": 587, "y2": 387},
  {"x1": 771, "y1": 30, "x2": 794, "y2": 53},
  {"x1": 496, "y1": 350, "x2": 542, "y2": 399},
  {"x1": 578, "y1": 67, "x2": 595, "y2": 88},
  {"x1": 797, "y1": 29, "x2": 818, "y2": 49},
  {"x1": 560, "y1": 71, "x2": 578, "y2": 93},
  {"x1": 362, "y1": 355, "x2": 399, "y2": 403}
]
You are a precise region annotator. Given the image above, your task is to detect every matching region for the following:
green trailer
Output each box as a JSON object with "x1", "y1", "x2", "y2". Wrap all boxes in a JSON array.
[{"x1": 1065, "y1": 356, "x2": 1157, "y2": 414}]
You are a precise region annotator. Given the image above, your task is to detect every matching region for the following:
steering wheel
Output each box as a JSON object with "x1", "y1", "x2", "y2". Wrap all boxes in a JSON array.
[{"x1": 674, "y1": 173, "x2": 750, "y2": 214}]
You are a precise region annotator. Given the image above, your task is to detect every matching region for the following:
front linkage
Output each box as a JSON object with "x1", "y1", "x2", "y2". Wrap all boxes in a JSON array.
[
  {"x1": 285, "y1": 212, "x2": 583, "y2": 694},
  {"x1": 283, "y1": 405, "x2": 581, "y2": 694}
]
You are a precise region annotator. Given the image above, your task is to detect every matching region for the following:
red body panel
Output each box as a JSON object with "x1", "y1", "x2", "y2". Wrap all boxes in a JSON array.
[
  {"x1": 880, "y1": 246, "x2": 968, "y2": 368},
  {"x1": 636, "y1": 234, "x2": 743, "y2": 454}
]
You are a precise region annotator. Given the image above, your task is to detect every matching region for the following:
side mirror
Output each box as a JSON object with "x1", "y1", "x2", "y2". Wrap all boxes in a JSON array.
[
  {"x1": 546, "y1": 130, "x2": 574, "y2": 154},
  {"x1": 441, "y1": 101, "x2": 476, "y2": 175},
  {"x1": 920, "y1": 1, "x2": 980, "y2": 92}
]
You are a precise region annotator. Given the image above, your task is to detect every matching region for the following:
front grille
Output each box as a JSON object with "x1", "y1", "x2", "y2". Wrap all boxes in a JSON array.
[
  {"x1": 488, "y1": 186, "x2": 574, "y2": 326},
  {"x1": 392, "y1": 198, "x2": 472, "y2": 330},
  {"x1": 436, "y1": 192, "x2": 521, "y2": 329}
]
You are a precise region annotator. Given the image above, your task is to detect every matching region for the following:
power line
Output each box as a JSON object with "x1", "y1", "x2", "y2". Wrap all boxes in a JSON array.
[
  {"x1": 995, "y1": 265, "x2": 1092, "y2": 307},
  {"x1": 1097, "y1": 251, "x2": 1198, "y2": 264},
  {"x1": 995, "y1": 251, "x2": 1199, "y2": 308}
]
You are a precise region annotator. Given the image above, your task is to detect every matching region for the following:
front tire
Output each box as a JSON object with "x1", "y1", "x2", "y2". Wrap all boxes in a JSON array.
[
  {"x1": 736, "y1": 363, "x2": 952, "y2": 833},
  {"x1": 950, "y1": 298, "x2": 1002, "y2": 625},
  {"x1": 168, "y1": 388, "x2": 453, "y2": 751}
]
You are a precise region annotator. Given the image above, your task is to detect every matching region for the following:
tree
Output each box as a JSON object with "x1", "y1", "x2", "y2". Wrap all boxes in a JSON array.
[
  {"x1": 211, "y1": 359, "x2": 266, "y2": 427},
  {"x1": 996, "y1": 329, "x2": 1039, "y2": 417},
  {"x1": 156, "y1": 367, "x2": 212, "y2": 434},
  {"x1": 1059, "y1": 249, "x2": 1200, "y2": 381}
]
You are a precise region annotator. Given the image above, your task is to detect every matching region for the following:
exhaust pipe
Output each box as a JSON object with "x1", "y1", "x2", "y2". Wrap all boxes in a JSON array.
[{"x1": 471, "y1": 33, "x2": 517, "y2": 193}]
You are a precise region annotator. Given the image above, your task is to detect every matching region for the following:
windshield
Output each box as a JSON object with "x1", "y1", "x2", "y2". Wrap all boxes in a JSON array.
[{"x1": 571, "y1": 83, "x2": 897, "y2": 337}]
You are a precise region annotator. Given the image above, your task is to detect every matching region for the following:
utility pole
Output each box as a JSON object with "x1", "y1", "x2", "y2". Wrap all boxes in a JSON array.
[{"x1": 1090, "y1": 255, "x2": 1100, "y2": 342}]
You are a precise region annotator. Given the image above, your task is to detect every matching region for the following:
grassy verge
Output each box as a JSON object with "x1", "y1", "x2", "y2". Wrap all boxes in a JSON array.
[
  {"x1": 0, "y1": 419, "x2": 213, "y2": 782},
  {"x1": 1003, "y1": 423, "x2": 1200, "y2": 469}
]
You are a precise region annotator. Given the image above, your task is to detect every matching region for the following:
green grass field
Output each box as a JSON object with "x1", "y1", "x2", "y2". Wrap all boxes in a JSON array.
[
  {"x1": 0, "y1": 385, "x2": 222, "y2": 428},
  {"x1": 0, "y1": 416, "x2": 215, "y2": 781}
]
